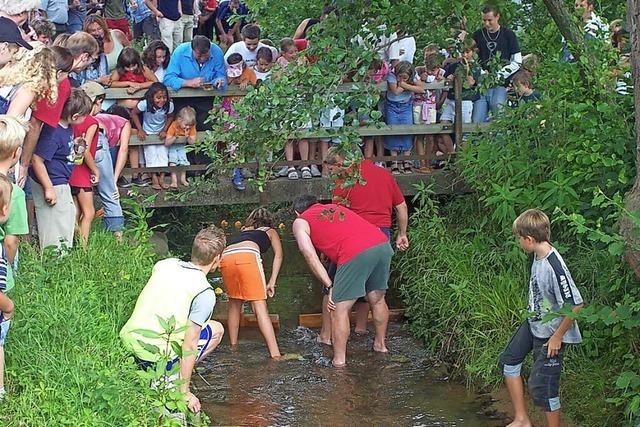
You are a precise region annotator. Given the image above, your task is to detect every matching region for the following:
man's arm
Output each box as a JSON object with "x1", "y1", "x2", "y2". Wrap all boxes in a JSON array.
[
  {"x1": 179, "y1": 320, "x2": 201, "y2": 413},
  {"x1": 144, "y1": 0, "x2": 163, "y2": 17},
  {"x1": 394, "y1": 201, "x2": 409, "y2": 251},
  {"x1": 211, "y1": 45, "x2": 227, "y2": 88},
  {"x1": 292, "y1": 218, "x2": 331, "y2": 287}
]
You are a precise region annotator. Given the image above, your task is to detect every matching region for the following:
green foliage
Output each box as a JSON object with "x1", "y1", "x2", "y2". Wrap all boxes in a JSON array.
[{"x1": 0, "y1": 232, "x2": 157, "y2": 426}]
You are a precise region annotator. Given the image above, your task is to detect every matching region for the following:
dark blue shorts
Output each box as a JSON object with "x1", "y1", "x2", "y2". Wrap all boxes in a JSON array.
[{"x1": 498, "y1": 321, "x2": 566, "y2": 412}]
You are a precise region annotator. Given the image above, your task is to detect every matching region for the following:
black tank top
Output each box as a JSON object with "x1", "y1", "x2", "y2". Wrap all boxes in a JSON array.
[{"x1": 227, "y1": 228, "x2": 272, "y2": 254}]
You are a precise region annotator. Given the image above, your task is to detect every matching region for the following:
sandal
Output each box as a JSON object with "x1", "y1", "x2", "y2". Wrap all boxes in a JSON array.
[
  {"x1": 391, "y1": 162, "x2": 401, "y2": 175},
  {"x1": 403, "y1": 161, "x2": 413, "y2": 174},
  {"x1": 287, "y1": 167, "x2": 299, "y2": 180},
  {"x1": 300, "y1": 166, "x2": 312, "y2": 179}
]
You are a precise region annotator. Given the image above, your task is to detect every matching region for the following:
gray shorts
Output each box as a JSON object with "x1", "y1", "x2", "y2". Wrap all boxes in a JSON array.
[
  {"x1": 30, "y1": 178, "x2": 76, "y2": 251},
  {"x1": 332, "y1": 243, "x2": 393, "y2": 303},
  {"x1": 0, "y1": 319, "x2": 11, "y2": 346}
]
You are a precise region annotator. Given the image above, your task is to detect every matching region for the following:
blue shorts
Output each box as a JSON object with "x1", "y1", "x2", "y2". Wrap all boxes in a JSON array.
[
  {"x1": 136, "y1": 323, "x2": 215, "y2": 371},
  {"x1": 168, "y1": 144, "x2": 190, "y2": 166},
  {"x1": 0, "y1": 319, "x2": 11, "y2": 346}
]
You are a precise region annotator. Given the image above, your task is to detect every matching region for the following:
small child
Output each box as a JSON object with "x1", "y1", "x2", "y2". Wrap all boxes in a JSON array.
[
  {"x1": 0, "y1": 173, "x2": 14, "y2": 401},
  {"x1": 165, "y1": 106, "x2": 196, "y2": 188},
  {"x1": 276, "y1": 37, "x2": 298, "y2": 68},
  {"x1": 110, "y1": 47, "x2": 158, "y2": 109},
  {"x1": 500, "y1": 209, "x2": 584, "y2": 427},
  {"x1": 511, "y1": 70, "x2": 542, "y2": 103},
  {"x1": 440, "y1": 41, "x2": 480, "y2": 135},
  {"x1": 385, "y1": 60, "x2": 425, "y2": 174},
  {"x1": 131, "y1": 83, "x2": 174, "y2": 190},
  {"x1": 223, "y1": 53, "x2": 257, "y2": 191},
  {"x1": 97, "y1": 105, "x2": 132, "y2": 187},
  {"x1": 32, "y1": 20, "x2": 56, "y2": 46},
  {"x1": 253, "y1": 46, "x2": 273, "y2": 83},
  {"x1": 29, "y1": 88, "x2": 93, "y2": 250},
  {"x1": 69, "y1": 87, "x2": 102, "y2": 246}
]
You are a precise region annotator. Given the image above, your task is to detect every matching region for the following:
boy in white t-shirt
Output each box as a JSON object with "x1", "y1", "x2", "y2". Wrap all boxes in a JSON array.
[{"x1": 224, "y1": 24, "x2": 278, "y2": 68}]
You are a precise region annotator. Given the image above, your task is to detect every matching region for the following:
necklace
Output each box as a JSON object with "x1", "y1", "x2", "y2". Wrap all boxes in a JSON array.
[{"x1": 482, "y1": 27, "x2": 501, "y2": 53}]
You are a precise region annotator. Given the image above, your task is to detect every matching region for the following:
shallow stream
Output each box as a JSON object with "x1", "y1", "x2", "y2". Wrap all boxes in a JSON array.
[{"x1": 185, "y1": 238, "x2": 492, "y2": 426}]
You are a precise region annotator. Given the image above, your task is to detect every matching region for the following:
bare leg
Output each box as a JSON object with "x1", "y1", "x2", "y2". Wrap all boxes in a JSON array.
[
  {"x1": 180, "y1": 171, "x2": 188, "y2": 186},
  {"x1": 26, "y1": 199, "x2": 35, "y2": 242},
  {"x1": 159, "y1": 173, "x2": 169, "y2": 189},
  {"x1": 169, "y1": 164, "x2": 178, "y2": 188},
  {"x1": 285, "y1": 140, "x2": 294, "y2": 161},
  {"x1": 198, "y1": 320, "x2": 225, "y2": 362},
  {"x1": 367, "y1": 290, "x2": 388, "y2": 352},
  {"x1": 353, "y1": 301, "x2": 369, "y2": 334},
  {"x1": 129, "y1": 146, "x2": 139, "y2": 180},
  {"x1": 545, "y1": 410, "x2": 561, "y2": 427},
  {"x1": 75, "y1": 190, "x2": 95, "y2": 247},
  {"x1": 0, "y1": 346, "x2": 4, "y2": 390},
  {"x1": 438, "y1": 134, "x2": 454, "y2": 154},
  {"x1": 331, "y1": 299, "x2": 357, "y2": 367},
  {"x1": 504, "y1": 376, "x2": 533, "y2": 427},
  {"x1": 363, "y1": 137, "x2": 374, "y2": 158},
  {"x1": 250, "y1": 300, "x2": 281, "y2": 358},
  {"x1": 298, "y1": 139, "x2": 309, "y2": 161},
  {"x1": 317, "y1": 295, "x2": 332, "y2": 345},
  {"x1": 374, "y1": 137, "x2": 384, "y2": 158},
  {"x1": 151, "y1": 174, "x2": 161, "y2": 190},
  {"x1": 227, "y1": 298, "x2": 243, "y2": 348}
]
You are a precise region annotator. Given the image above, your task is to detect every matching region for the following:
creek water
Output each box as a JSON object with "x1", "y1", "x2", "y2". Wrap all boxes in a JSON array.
[{"x1": 183, "y1": 237, "x2": 492, "y2": 426}]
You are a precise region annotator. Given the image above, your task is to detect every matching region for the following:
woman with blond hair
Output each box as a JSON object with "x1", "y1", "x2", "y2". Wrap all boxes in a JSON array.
[
  {"x1": 0, "y1": 43, "x2": 58, "y2": 118},
  {"x1": 220, "y1": 207, "x2": 283, "y2": 358}
]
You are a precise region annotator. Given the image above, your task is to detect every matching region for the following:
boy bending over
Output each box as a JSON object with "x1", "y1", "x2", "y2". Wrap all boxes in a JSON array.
[{"x1": 500, "y1": 209, "x2": 584, "y2": 427}]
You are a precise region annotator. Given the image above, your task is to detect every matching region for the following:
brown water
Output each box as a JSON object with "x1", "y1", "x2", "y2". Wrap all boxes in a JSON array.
[{"x1": 190, "y1": 240, "x2": 491, "y2": 426}]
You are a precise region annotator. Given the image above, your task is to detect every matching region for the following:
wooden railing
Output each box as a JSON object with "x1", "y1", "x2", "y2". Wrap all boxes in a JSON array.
[{"x1": 110, "y1": 77, "x2": 488, "y2": 176}]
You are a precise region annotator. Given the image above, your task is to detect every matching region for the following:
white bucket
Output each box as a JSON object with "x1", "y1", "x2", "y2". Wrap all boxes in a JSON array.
[{"x1": 413, "y1": 105, "x2": 423, "y2": 124}]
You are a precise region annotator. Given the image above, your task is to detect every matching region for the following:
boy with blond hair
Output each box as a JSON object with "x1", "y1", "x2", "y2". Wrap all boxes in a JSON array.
[
  {"x1": 0, "y1": 173, "x2": 14, "y2": 400},
  {"x1": 165, "y1": 106, "x2": 196, "y2": 188},
  {"x1": 500, "y1": 209, "x2": 584, "y2": 427},
  {"x1": 120, "y1": 225, "x2": 227, "y2": 413},
  {"x1": 0, "y1": 116, "x2": 28, "y2": 292}
]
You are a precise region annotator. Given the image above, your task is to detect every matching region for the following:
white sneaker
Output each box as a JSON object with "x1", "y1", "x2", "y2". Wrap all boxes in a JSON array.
[
  {"x1": 309, "y1": 164, "x2": 322, "y2": 177},
  {"x1": 277, "y1": 166, "x2": 289, "y2": 177}
]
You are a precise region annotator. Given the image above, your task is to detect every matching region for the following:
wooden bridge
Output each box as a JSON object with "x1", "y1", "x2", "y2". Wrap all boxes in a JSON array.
[{"x1": 109, "y1": 78, "x2": 485, "y2": 207}]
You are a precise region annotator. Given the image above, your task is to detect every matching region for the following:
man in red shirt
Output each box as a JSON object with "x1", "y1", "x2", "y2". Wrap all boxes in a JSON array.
[
  {"x1": 325, "y1": 147, "x2": 409, "y2": 336},
  {"x1": 293, "y1": 194, "x2": 394, "y2": 367}
]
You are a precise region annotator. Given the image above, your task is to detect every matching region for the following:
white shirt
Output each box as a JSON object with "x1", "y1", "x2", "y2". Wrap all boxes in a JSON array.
[
  {"x1": 154, "y1": 66, "x2": 166, "y2": 83},
  {"x1": 224, "y1": 42, "x2": 279, "y2": 68},
  {"x1": 353, "y1": 24, "x2": 397, "y2": 62},
  {"x1": 252, "y1": 66, "x2": 271, "y2": 81},
  {"x1": 388, "y1": 36, "x2": 416, "y2": 63}
]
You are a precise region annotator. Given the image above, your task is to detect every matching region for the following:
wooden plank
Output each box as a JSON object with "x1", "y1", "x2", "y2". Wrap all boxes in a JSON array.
[
  {"x1": 120, "y1": 168, "x2": 467, "y2": 208},
  {"x1": 104, "y1": 81, "x2": 449, "y2": 100},
  {"x1": 126, "y1": 123, "x2": 489, "y2": 146},
  {"x1": 298, "y1": 308, "x2": 405, "y2": 328}
]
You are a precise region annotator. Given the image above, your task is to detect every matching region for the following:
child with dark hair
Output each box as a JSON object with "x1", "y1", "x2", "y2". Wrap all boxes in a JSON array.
[
  {"x1": 142, "y1": 40, "x2": 170, "y2": 82},
  {"x1": 110, "y1": 47, "x2": 158, "y2": 108},
  {"x1": 29, "y1": 88, "x2": 93, "y2": 250},
  {"x1": 253, "y1": 46, "x2": 273, "y2": 82},
  {"x1": 32, "y1": 20, "x2": 56, "y2": 45},
  {"x1": 224, "y1": 23, "x2": 278, "y2": 68},
  {"x1": 131, "y1": 83, "x2": 174, "y2": 190}
]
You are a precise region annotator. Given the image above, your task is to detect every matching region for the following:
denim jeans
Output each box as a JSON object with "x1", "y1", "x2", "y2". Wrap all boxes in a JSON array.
[
  {"x1": 472, "y1": 86, "x2": 508, "y2": 123},
  {"x1": 95, "y1": 135, "x2": 125, "y2": 232}
]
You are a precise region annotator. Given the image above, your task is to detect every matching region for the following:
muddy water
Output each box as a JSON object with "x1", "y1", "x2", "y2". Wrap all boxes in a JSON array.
[{"x1": 190, "y1": 238, "x2": 491, "y2": 426}]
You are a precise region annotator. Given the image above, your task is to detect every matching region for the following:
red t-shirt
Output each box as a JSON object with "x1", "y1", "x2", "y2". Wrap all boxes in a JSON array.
[
  {"x1": 69, "y1": 116, "x2": 100, "y2": 188},
  {"x1": 33, "y1": 78, "x2": 71, "y2": 127},
  {"x1": 300, "y1": 203, "x2": 387, "y2": 265},
  {"x1": 333, "y1": 159, "x2": 405, "y2": 228}
]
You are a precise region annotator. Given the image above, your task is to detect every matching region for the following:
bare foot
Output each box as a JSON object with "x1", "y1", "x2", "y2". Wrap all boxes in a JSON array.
[
  {"x1": 373, "y1": 343, "x2": 388, "y2": 353},
  {"x1": 160, "y1": 182, "x2": 170, "y2": 190},
  {"x1": 353, "y1": 329, "x2": 369, "y2": 336},
  {"x1": 170, "y1": 183, "x2": 178, "y2": 189},
  {"x1": 181, "y1": 180, "x2": 189, "y2": 187},
  {"x1": 316, "y1": 336, "x2": 332, "y2": 346},
  {"x1": 229, "y1": 343, "x2": 239, "y2": 352},
  {"x1": 506, "y1": 419, "x2": 532, "y2": 427},
  {"x1": 332, "y1": 359, "x2": 346, "y2": 368},
  {"x1": 151, "y1": 183, "x2": 161, "y2": 190}
]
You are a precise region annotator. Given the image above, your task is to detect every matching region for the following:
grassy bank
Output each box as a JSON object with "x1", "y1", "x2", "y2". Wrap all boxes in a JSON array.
[
  {"x1": 0, "y1": 232, "x2": 157, "y2": 426},
  {"x1": 396, "y1": 194, "x2": 637, "y2": 426}
]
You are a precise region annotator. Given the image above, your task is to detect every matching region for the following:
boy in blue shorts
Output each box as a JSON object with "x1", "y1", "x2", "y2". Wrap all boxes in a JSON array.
[{"x1": 500, "y1": 209, "x2": 584, "y2": 427}]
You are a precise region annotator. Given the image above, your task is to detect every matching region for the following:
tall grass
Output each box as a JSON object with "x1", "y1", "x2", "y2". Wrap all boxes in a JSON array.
[
  {"x1": 396, "y1": 193, "x2": 632, "y2": 426},
  {"x1": 0, "y1": 232, "x2": 157, "y2": 426}
]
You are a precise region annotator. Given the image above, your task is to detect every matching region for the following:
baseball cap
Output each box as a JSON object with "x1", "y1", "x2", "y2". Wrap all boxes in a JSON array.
[
  {"x1": 80, "y1": 81, "x2": 106, "y2": 103},
  {"x1": 0, "y1": 17, "x2": 33, "y2": 50}
]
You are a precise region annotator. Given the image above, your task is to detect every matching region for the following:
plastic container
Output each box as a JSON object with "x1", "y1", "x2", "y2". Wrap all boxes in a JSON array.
[
  {"x1": 422, "y1": 101, "x2": 437, "y2": 124},
  {"x1": 412, "y1": 104, "x2": 422, "y2": 124},
  {"x1": 461, "y1": 101, "x2": 473, "y2": 124}
]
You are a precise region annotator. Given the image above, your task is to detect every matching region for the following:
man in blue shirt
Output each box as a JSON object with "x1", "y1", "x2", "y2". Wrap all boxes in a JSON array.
[
  {"x1": 164, "y1": 35, "x2": 226, "y2": 91},
  {"x1": 130, "y1": 0, "x2": 161, "y2": 42},
  {"x1": 40, "y1": 0, "x2": 68, "y2": 35}
]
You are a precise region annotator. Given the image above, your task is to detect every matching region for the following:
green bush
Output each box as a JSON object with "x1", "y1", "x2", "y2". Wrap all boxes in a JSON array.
[{"x1": 0, "y1": 232, "x2": 157, "y2": 426}]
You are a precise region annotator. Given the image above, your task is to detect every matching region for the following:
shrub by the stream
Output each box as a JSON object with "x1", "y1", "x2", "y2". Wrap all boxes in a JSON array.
[{"x1": 0, "y1": 232, "x2": 157, "y2": 426}]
